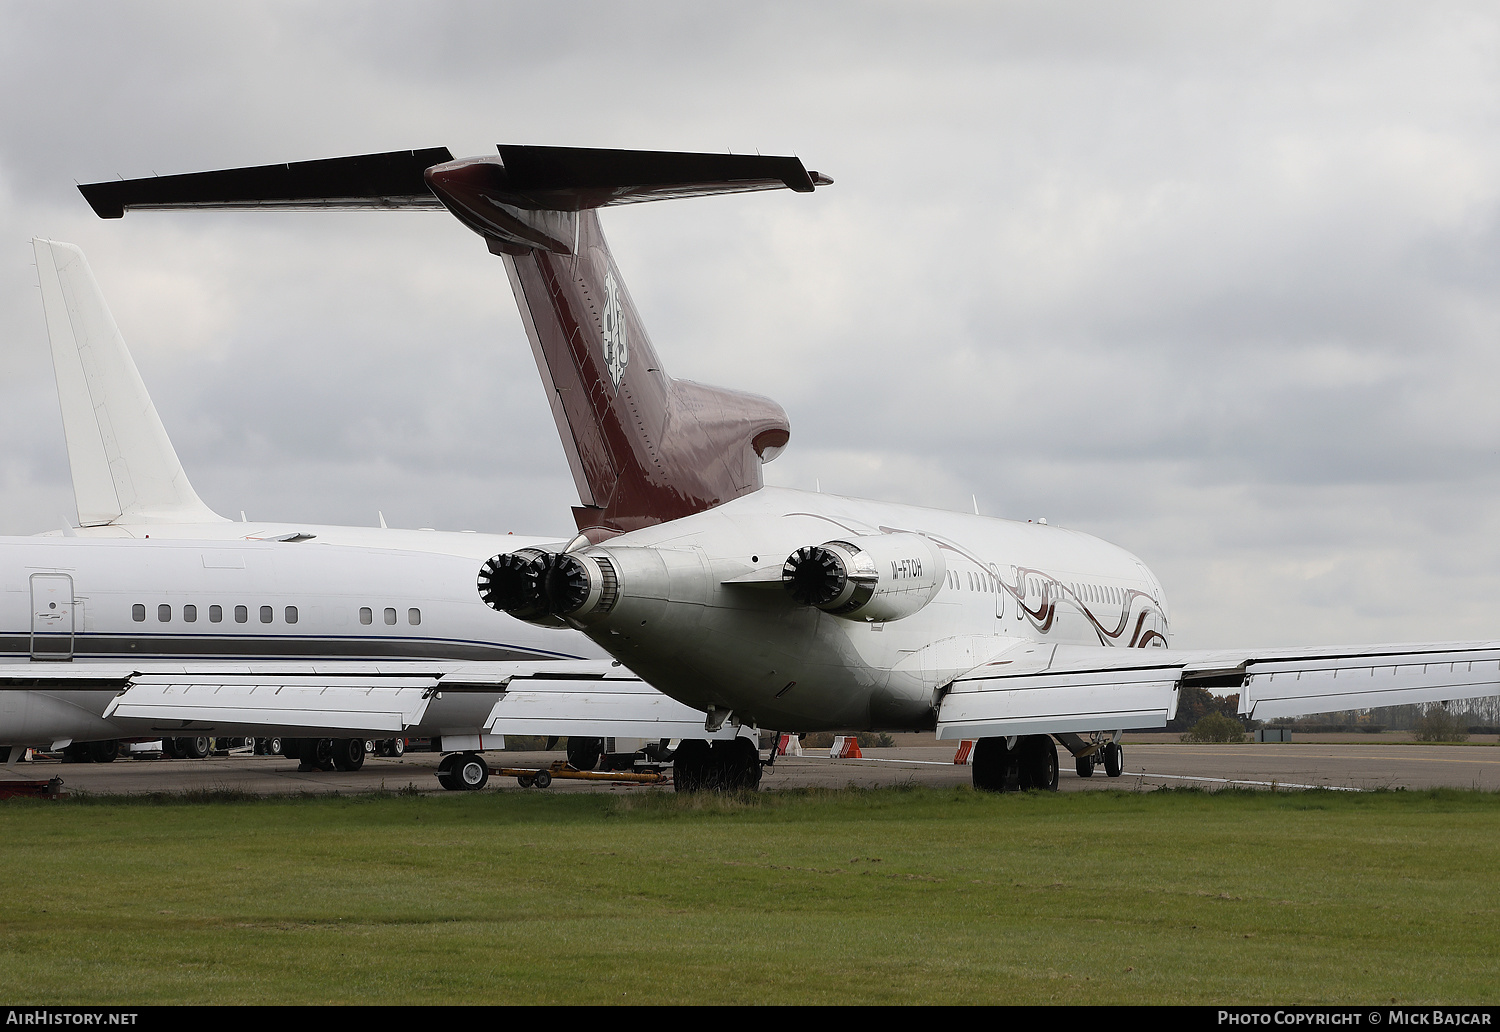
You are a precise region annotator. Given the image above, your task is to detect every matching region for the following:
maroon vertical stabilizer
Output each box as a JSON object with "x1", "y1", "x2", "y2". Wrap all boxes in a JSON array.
[
  {"x1": 424, "y1": 147, "x2": 825, "y2": 535},
  {"x1": 80, "y1": 144, "x2": 829, "y2": 532}
]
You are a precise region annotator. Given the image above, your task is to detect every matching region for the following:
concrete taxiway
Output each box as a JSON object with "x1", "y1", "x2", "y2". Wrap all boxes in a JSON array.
[{"x1": 5, "y1": 733, "x2": 1497, "y2": 796}]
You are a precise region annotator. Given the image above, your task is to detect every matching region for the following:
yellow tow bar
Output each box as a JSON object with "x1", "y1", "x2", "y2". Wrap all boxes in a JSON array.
[{"x1": 495, "y1": 759, "x2": 670, "y2": 788}]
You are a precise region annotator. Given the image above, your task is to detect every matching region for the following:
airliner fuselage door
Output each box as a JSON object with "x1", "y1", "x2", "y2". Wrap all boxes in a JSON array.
[{"x1": 30, "y1": 573, "x2": 75, "y2": 660}]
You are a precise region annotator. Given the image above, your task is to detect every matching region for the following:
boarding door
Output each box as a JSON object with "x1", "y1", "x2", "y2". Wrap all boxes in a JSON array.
[{"x1": 30, "y1": 573, "x2": 75, "y2": 660}]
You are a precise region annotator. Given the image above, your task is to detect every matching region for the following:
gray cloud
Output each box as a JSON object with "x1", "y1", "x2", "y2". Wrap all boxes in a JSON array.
[{"x1": 3, "y1": 1, "x2": 1500, "y2": 649}]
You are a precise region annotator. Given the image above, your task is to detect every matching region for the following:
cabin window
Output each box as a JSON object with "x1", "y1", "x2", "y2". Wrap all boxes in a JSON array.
[
  {"x1": 384, "y1": 608, "x2": 397, "y2": 626},
  {"x1": 359, "y1": 607, "x2": 373, "y2": 625},
  {"x1": 285, "y1": 606, "x2": 298, "y2": 624},
  {"x1": 184, "y1": 605, "x2": 197, "y2": 623},
  {"x1": 132, "y1": 604, "x2": 145, "y2": 622},
  {"x1": 158, "y1": 604, "x2": 171, "y2": 622},
  {"x1": 260, "y1": 606, "x2": 273, "y2": 624},
  {"x1": 235, "y1": 605, "x2": 248, "y2": 624},
  {"x1": 408, "y1": 608, "x2": 421, "y2": 626},
  {"x1": 210, "y1": 605, "x2": 223, "y2": 623}
]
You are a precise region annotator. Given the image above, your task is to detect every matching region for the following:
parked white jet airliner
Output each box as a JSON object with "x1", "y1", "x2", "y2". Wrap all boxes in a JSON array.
[
  {"x1": 1, "y1": 240, "x2": 742, "y2": 787},
  {"x1": 80, "y1": 145, "x2": 1500, "y2": 791}
]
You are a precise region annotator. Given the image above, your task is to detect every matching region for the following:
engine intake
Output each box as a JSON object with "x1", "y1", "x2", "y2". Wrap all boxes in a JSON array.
[{"x1": 781, "y1": 534, "x2": 945, "y2": 622}]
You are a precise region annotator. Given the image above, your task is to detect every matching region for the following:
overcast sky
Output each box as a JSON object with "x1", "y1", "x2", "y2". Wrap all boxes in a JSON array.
[{"x1": 3, "y1": 2, "x2": 1499, "y2": 650}]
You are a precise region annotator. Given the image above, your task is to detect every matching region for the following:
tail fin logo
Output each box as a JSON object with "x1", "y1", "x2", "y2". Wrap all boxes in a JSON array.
[{"x1": 602, "y1": 269, "x2": 629, "y2": 390}]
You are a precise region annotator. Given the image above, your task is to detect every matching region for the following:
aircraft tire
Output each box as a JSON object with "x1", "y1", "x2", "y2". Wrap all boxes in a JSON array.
[
  {"x1": 566, "y1": 736, "x2": 605, "y2": 772},
  {"x1": 390, "y1": 737, "x2": 405, "y2": 758},
  {"x1": 267, "y1": 737, "x2": 282, "y2": 756},
  {"x1": 718, "y1": 738, "x2": 762, "y2": 791},
  {"x1": 332, "y1": 738, "x2": 366, "y2": 772},
  {"x1": 313, "y1": 738, "x2": 337, "y2": 772},
  {"x1": 1103, "y1": 742, "x2": 1124, "y2": 778},
  {"x1": 1075, "y1": 754, "x2": 1095, "y2": 779},
  {"x1": 1018, "y1": 735, "x2": 1058, "y2": 791},
  {"x1": 182, "y1": 736, "x2": 212, "y2": 760},
  {"x1": 87, "y1": 740, "x2": 119, "y2": 763},
  {"x1": 437, "y1": 771, "x2": 459, "y2": 791},
  {"x1": 454, "y1": 753, "x2": 488, "y2": 791},
  {"x1": 672, "y1": 739, "x2": 711, "y2": 792},
  {"x1": 971, "y1": 737, "x2": 1017, "y2": 792}
]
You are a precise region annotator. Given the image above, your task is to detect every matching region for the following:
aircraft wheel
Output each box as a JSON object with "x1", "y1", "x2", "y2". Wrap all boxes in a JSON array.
[
  {"x1": 971, "y1": 737, "x2": 1018, "y2": 792},
  {"x1": 182, "y1": 736, "x2": 212, "y2": 760},
  {"x1": 533, "y1": 769, "x2": 552, "y2": 789},
  {"x1": 437, "y1": 772, "x2": 459, "y2": 791},
  {"x1": 390, "y1": 737, "x2": 405, "y2": 758},
  {"x1": 566, "y1": 736, "x2": 605, "y2": 771},
  {"x1": 1075, "y1": 753, "x2": 1095, "y2": 779},
  {"x1": 1018, "y1": 735, "x2": 1058, "y2": 791},
  {"x1": 454, "y1": 753, "x2": 488, "y2": 791},
  {"x1": 313, "y1": 738, "x2": 337, "y2": 772},
  {"x1": 672, "y1": 739, "x2": 711, "y2": 792},
  {"x1": 1103, "y1": 742, "x2": 1124, "y2": 778},
  {"x1": 332, "y1": 738, "x2": 366, "y2": 772},
  {"x1": 267, "y1": 737, "x2": 282, "y2": 756},
  {"x1": 160, "y1": 737, "x2": 183, "y2": 759},
  {"x1": 719, "y1": 738, "x2": 761, "y2": 791},
  {"x1": 87, "y1": 740, "x2": 119, "y2": 763}
]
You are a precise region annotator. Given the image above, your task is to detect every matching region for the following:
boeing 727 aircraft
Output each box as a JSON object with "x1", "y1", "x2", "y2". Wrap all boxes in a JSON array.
[
  {"x1": 1, "y1": 240, "x2": 743, "y2": 787},
  {"x1": 80, "y1": 145, "x2": 1500, "y2": 791}
]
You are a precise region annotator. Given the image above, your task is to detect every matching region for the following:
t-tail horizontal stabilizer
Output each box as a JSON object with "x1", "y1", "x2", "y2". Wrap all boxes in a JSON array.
[{"x1": 81, "y1": 145, "x2": 830, "y2": 533}]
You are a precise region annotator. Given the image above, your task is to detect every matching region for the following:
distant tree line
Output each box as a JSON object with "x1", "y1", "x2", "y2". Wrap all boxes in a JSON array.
[{"x1": 1164, "y1": 688, "x2": 1500, "y2": 736}]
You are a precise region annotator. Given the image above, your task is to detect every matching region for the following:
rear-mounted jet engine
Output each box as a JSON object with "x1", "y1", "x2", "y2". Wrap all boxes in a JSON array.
[{"x1": 781, "y1": 534, "x2": 945, "y2": 622}]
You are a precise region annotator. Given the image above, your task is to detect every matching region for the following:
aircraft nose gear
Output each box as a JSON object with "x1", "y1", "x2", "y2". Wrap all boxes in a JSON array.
[
  {"x1": 436, "y1": 752, "x2": 490, "y2": 791},
  {"x1": 1102, "y1": 740, "x2": 1124, "y2": 778},
  {"x1": 1060, "y1": 731, "x2": 1125, "y2": 781}
]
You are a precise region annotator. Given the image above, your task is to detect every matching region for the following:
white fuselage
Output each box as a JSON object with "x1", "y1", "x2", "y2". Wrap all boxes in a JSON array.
[
  {"x1": 556, "y1": 488, "x2": 1171, "y2": 732},
  {"x1": 1, "y1": 523, "x2": 594, "y2": 747}
]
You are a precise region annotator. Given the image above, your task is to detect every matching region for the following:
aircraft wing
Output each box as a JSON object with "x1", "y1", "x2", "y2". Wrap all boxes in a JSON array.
[
  {"x1": 0, "y1": 660, "x2": 719, "y2": 740},
  {"x1": 935, "y1": 639, "x2": 1500, "y2": 739}
]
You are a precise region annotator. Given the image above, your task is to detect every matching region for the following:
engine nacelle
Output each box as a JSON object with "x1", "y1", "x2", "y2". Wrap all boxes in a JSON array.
[
  {"x1": 477, "y1": 548, "x2": 620, "y2": 625},
  {"x1": 781, "y1": 533, "x2": 945, "y2": 622}
]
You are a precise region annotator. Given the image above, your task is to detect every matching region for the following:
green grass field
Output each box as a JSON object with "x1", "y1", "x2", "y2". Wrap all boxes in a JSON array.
[{"x1": 2, "y1": 786, "x2": 1496, "y2": 1004}]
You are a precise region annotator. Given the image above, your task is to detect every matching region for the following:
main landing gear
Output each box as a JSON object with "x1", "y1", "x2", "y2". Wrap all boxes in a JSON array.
[
  {"x1": 972, "y1": 735, "x2": 1060, "y2": 792},
  {"x1": 671, "y1": 738, "x2": 762, "y2": 792},
  {"x1": 975, "y1": 733, "x2": 1124, "y2": 790}
]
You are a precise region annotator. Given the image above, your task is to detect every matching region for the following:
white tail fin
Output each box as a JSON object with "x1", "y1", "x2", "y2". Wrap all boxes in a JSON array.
[{"x1": 32, "y1": 239, "x2": 225, "y2": 526}]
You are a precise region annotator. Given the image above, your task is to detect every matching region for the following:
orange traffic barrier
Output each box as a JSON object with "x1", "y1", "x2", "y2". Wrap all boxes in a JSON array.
[{"x1": 830, "y1": 736, "x2": 863, "y2": 759}]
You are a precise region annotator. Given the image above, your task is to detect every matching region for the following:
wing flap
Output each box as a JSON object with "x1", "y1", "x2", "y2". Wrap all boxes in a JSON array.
[
  {"x1": 938, "y1": 666, "x2": 1180, "y2": 739},
  {"x1": 102, "y1": 674, "x2": 437, "y2": 735},
  {"x1": 1242, "y1": 650, "x2": 1500, "y2": 720},
  {"x1": 484, "y1": 675, "x2": 733, "y2": 740}
]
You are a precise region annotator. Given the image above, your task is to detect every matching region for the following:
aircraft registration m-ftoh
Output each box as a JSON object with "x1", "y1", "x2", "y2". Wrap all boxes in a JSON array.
[
  {"x1": 80, "y1": 145, "x2": 1500, "y2": 791},
  {"x1": 1, "y1": 239, "x2": 745, "y2": 787}
]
